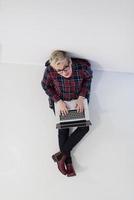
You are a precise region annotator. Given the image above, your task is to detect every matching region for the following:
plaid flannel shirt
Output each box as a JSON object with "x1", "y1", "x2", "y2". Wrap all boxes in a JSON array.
[{"x1": 41, "y1": 58, "x2": 92, "y2": 103}]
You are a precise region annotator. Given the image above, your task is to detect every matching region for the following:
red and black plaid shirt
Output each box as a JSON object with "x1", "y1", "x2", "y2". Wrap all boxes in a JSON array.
[{"x1": 41, "y1": 58, "x2": 92, "y2": 102}]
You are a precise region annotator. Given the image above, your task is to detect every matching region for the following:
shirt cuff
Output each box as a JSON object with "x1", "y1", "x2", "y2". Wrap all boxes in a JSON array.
[{"x1": 52, "y1": 95, "x2": 61, "y2": 102}]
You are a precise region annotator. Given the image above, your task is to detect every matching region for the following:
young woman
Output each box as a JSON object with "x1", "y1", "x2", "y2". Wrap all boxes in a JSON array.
[{"x1": 41, "y1": 50, "x2": 92, "y2": 177}]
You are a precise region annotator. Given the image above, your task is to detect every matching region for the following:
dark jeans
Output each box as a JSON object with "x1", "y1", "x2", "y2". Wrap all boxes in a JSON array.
[
  {"x1": 50, "y1": 98, "x2": 90, "y2": 164},
  {"x1": 58, "y1": 126, "x2": 89, "y2": 164}
]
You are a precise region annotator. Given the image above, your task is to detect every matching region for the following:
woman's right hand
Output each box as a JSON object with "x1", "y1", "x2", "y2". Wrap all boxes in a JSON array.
[{"x1": 57, "y1": 100, "x2": 68, "y2": 116}]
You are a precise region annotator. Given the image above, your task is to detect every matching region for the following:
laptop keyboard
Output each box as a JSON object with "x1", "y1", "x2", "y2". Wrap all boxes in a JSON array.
[{"x1": 60, "y1": 109, "x2": 85, "y2": 121}]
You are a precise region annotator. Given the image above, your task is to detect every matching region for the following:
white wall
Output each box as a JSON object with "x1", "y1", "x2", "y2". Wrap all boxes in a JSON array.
[{"x1": 0, "y1": 0, "x2": 134, "y2": 73}]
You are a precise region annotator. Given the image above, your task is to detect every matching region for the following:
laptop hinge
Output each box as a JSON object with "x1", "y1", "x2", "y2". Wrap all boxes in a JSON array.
[{"x1": 56, "y1": 120, "x2": 92, "y2": 129}]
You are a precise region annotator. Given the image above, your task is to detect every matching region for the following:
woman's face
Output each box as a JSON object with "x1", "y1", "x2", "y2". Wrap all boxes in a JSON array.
[{"x1": 52, "y1": 58, "x2": 72, "y2": 78}]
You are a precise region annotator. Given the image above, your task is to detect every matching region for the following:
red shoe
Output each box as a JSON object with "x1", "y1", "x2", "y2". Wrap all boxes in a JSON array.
[
  {"x1": 66, "y1": 163, "x2": 76, "y2": 177},
  {"x1": 52, "y1": 152, "x2": 67, "y2": 175}
]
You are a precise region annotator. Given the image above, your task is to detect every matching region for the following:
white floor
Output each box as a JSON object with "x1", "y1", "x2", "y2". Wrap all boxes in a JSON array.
[{"x1": 0, "y1": 63, "x2": 134, "y2": 200}]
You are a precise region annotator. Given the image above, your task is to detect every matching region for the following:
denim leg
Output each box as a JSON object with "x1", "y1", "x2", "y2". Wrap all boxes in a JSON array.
[
  {"x1": 61, "y1": 126, "x2": 89, "y2": 153},
  {"x1": 58, "y1": 128, "x2": 72, "y2": 164}
]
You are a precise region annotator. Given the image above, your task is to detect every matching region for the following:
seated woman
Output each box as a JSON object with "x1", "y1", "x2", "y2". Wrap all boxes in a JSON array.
[{"x1": 41, "y1": 50, "x2": 93, "y2": 177}]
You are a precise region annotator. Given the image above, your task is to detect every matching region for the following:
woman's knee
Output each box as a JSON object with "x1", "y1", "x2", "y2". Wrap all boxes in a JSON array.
[
  {"x1": 84, "y1": 126, "x2": 89, "y2": 133},
  {"x1": 58, "y1": 128, "x2": 69, "y2": 135},
  {"x1": 79, "y1": 126, "x2": 89, "y2": 134}
]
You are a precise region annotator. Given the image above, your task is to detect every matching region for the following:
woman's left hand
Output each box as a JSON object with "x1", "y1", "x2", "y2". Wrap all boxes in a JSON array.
[{"x1": 75, "y1": 96, "x2": 84, "y2": 113}]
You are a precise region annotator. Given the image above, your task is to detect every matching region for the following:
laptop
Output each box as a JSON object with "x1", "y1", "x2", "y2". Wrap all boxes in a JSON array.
[{"x1": 55, "y1": 98, "x2": 91, "y2": 129}]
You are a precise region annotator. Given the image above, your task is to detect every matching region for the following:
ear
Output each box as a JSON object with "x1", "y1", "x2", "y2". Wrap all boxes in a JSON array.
[{"x1": 69, "y1": 58, "x2": 72, "y2": 66}]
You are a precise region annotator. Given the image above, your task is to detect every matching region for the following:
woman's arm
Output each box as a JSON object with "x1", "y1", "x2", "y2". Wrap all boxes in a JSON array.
[{"x1": 41, "y1": 68, "x2": 60, "y2": 102}]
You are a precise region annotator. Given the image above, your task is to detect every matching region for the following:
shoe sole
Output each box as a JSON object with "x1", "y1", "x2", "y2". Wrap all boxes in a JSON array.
[{"x1": 67, "y1": 173, "x2": 76, "y2": 177}]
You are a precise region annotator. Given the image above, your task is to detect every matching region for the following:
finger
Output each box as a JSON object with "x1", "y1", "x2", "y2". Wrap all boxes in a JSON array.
[
  {"x1": 65, "y1": 109, "x2": 68, "y2": 115},
  {"x1": 80, "y1": 106, "x2": 83, "y2": 113},
  {"x1": 79, "y1": 107, "x2": 82, "y2": 113},
  {"x1": 60, "y1": 110, "x2": 63, "y2": 116},
  {"x1": 79, "y1": 107, "x2": 81, "y2": 113},
  {"x1": 61, "y1": 108, "x2": 67, "y2": 116},
  {"x1": 79, "y1": 105, "x2": 83, "y2": 113},
  {"x1": 65, "y1": 106, "x2": 68, "y2": 113},
  {"x1": 80, "y1": 106, "x2": 84, "y2": 113},
  {"x1": 60, "y1": 110, "x2": 65, "y2": 116},
  {"x1": 81, "y1": 107, "x2": 84, "y2": 113},
  {"x1": 63, "y1": 109, "x2": 67, "y2": 116},
  {"x1": 63, "y1": 110, "x2": 67, "y2": 116},
  {"x1": 77, "y1": 106, "x2": 80, "y2": 113},
  {"x1": 75, "y1": 104, "x2": 78, "y2": 109}
]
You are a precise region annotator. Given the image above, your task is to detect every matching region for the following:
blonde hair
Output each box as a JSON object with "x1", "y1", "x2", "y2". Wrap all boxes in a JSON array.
[{"x1": 49, "y1": 50, "x2": 70, "y2": 65}]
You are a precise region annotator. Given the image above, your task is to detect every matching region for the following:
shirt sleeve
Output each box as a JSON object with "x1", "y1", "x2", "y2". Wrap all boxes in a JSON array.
[
  {"x1": 41, "y1": 68, "x2": 61, "y2": 102},
  {"x1": 79, "y1": 61, "x2": 93, "y2": 98}
]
